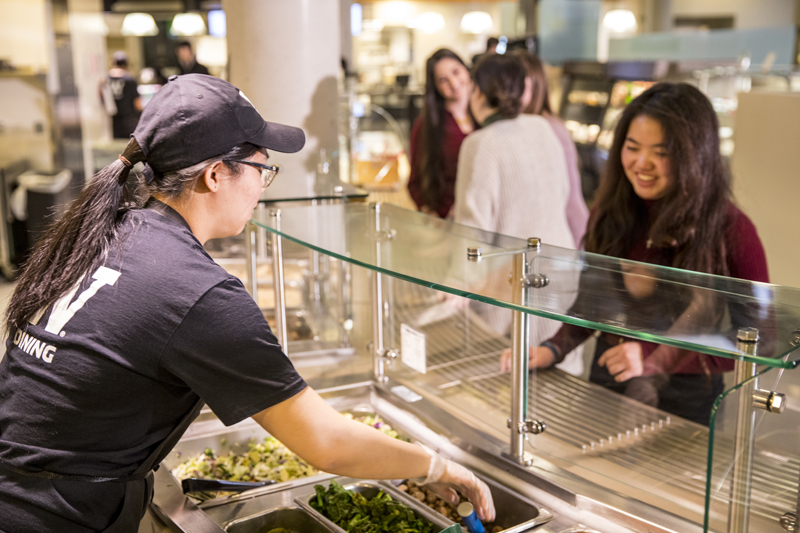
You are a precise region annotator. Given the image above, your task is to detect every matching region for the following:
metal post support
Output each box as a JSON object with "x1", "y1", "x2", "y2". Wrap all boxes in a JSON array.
[
  {"x1": 270, "y1": 210, "x2": 289, "y2": 355},
  {"x1": 340, "y1": 260, "x2": 352, "y2": 347},
  {"x1": 371, "y1": 203, "x2": 387, "y2": 382},
  {"x1": 727, "y1": 327, "x2": 759, "y2": 533},
  {"x1": 796, "y1": 474, "x2": 800, "y2": 531},
  {"x1": 372, "y1": 268, "x2": 387, "y2": 382},
  {"x1": 256, "y1": 203, "x2": 268, "y2": 259},
  {"x1": 509, "y1": 250, "x2": 531, "y2": 464},
  {"x1": 245, "y1": 222, "x2": 258, "y2": 302}
]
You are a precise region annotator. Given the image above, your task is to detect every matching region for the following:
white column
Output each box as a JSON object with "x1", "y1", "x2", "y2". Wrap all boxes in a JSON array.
[{"x1": 223, "y1": 0, "x2": 341, "y2": 200}]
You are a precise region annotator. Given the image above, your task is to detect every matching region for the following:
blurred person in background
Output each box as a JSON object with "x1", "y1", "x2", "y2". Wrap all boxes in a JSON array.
[
  {"x1": 471, "y1": 37, "x2": 499, "y2": 68},
  {"x1": 104, "y1": 51, "x2": 142, "y2": 139},
  {"x1": 501, "y1": 83, "x2": 769, "y2": 425},
  {"x1": 408, "y1": 49, "x2": 475, "y2": 218},
  {"x1": 513, "y1": 50, "x2": 589, "y2": 247},
  {"x1": 455, "y1": 53, "x2": 583, "y2": 376},
  {"x1": 177, "y1": 41, "x2": 209, "y2": 75}
]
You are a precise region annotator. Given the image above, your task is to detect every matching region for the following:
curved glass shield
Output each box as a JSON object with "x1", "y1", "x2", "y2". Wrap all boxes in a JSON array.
[
  {"x1": 705, "y1": 365, "x2": 800, "y2": 532},
  {"x1": 251, "y1": 202, "x2": 800, "y2": 367}
]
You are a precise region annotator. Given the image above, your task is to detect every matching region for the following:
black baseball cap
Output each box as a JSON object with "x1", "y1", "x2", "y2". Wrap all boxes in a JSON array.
[{"x1": 133, "y1": 74, "x2": 305, "y2": 174}]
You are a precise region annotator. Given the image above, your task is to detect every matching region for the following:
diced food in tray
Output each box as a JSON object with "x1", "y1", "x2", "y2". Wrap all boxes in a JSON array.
[
  {"x1": 342, "y1": 412, "x2": 405, "y2": 440},
  {"x1": 172, "y1": 437, "x2": 315, "y2": 483},
  {"x1": 172, "y1": 415, "x2": 403, "y2": 484},
  {"x1": 398, "y1": 481, "x2": 503, "y2": 532}
]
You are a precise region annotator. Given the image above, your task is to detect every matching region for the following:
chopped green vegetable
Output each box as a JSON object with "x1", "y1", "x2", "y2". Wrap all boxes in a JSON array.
[
  {"x1": 310, "y1": 480, "x2": 435, "y2": 533},
  {"x1": 172, "y1": 415, "x2": 404, "y2": 484}
]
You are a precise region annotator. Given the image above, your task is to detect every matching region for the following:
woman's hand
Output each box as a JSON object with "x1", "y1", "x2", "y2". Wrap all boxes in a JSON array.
[
  {"x1": 597, "y1": 342, "x2": 644, "y2": 382},
  {"x1": 417, "y1": 446, "x2": 495, "y2": 522},
  {"x1": 500, "y1": 346, "x2": 556, "y2": 373}
]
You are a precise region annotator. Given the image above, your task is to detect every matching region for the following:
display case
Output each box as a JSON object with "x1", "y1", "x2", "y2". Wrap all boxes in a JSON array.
[
  {"x1": 558, "y1": 62, "x2": 664, "y2": 200},
  {"x1": 243, "y1": 202, "x2": 800, "y2": 533}
]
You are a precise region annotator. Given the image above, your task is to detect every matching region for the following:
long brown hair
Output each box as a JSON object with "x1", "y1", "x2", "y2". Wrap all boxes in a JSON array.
[
  {"x1": 418, "y1": 49, "x2": 469, "y2": 211},
  {"x1": 5, "y1": 138, "x2": 258, "y2": 334},
  {"x1": 585, "y1": 82, "x2": 730, "y2": 275},
  {"x1": 511, "y1": 50, "x2": 552, "y2": 115}
]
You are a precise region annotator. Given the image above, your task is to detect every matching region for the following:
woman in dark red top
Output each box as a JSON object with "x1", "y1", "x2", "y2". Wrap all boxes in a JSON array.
[
  {"x1": 408, "y1": 49, "x2": 475, "y2": 218},
  {"x1": 502, "y1": 83, "x2": 769, "y2": 425}
]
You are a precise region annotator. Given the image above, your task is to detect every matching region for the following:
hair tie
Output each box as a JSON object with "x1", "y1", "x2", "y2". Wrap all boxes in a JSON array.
[{"x1": 118, "y1": 155, "x2": 133, "y2": 168}]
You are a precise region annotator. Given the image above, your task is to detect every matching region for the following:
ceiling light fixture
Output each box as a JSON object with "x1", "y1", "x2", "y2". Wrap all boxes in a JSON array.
[
  {"x1": 409, "y1": 12, "x2": 444, "y2": 34},
  {"x1": 603, "y1": 9, "x2": 637, "y2": 34},
  {"x1": 170, "y1": 13, "x2": 206, "y2": 37},
  {"x1": 460, "y1": 11, "x2": 493, "y2": 34},
  {"x1": 121, "y1": 13, "x2": 158, "y2": 36}
]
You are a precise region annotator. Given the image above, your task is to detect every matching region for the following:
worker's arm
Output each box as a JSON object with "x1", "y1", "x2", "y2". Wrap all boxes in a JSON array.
[
  {"x1": 251, "y1": 386, "x2": 495, "y2": 520},
  {"x1": 252, "y1": 387, "x2": 429, "y2": 478}
]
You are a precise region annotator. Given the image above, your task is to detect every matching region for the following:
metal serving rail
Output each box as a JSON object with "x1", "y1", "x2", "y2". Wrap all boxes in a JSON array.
[{"x1": 384, "y1": 281, "x2": 798, "y2": 530}]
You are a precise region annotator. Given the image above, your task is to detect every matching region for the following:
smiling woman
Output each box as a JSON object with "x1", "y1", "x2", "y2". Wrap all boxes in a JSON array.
[
  {"x1": 516, "y1": 82, "x2": 770, "y2": 426},
  {"x1": 407, "y1": 49, "x2": 475, "y2": 218}
]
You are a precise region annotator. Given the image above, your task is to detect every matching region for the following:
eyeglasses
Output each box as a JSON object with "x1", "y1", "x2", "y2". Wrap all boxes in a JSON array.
[{"x1": 228, "y1": 160, "x2": 281, "y2": 188}]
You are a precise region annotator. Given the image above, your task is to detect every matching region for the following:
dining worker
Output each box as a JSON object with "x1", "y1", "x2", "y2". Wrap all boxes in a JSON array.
[{"x1": 0, "y1": 74, "x2": 495, "y2": 532}]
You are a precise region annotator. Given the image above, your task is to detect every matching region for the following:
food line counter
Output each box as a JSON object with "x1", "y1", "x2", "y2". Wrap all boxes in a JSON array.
[{"x1": 145, "y1": 202, "x2": 800, "y2": 533}]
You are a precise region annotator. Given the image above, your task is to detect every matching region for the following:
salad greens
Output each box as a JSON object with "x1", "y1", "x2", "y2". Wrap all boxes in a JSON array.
[
  {"x1": 172, "y1": 436, "x2": 315, "y2": 483},
  {"x1": 310, "y1": 480, "x2": 435, "y2": 533},
  {"x1": 172, "y1": 414, "x2": 404, "y2": 483}
]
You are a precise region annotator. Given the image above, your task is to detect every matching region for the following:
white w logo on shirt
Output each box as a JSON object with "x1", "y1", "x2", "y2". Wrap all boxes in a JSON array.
[{"x1": 44, "y1": 267, "x2": 121, "y2": 336}]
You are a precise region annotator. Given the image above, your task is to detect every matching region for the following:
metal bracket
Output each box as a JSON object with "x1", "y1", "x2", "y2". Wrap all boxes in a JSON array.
[
  {"x1": 781, "y1": 512, "x2": 796, "y2": 531},
  {"x1": 753, "y1": 389, "x2": 787, "y2": 414},
  {"x1": 467, "y1": 246, "x2": 482, "y2": 262},
  {"x1": 522, "y1": 273, "x2": 549, "y2": 288},
  {"x1": 379, "y1": 348, "x2": 399, "y2": 361},
  {"x1": 376, "y1": 229, "x2": 396, "y2": 242},
  {"x1": 507, "y1": 417, "x2": 547, "y2": 435}
]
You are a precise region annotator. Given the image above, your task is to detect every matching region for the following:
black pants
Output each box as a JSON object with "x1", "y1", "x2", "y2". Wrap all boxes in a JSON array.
[{"x1": 589, "y1": 335, "x2": 724, "y2": 426}]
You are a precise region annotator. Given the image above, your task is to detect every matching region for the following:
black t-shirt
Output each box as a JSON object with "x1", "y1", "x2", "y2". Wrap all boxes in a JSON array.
[
  {"x1": 0, "y1": 202, "x2": 306, "y2": 531},
  {"x1": 108, "y1": 73, "x2": 140, "y2": 138}
]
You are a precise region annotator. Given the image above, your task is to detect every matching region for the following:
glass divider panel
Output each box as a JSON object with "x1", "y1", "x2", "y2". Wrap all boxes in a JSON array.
[
  {"x1": 704, "y1": 363, "x2": 800, "y2": 532},
  {"x1": 251, "y1": 203, "x2": 800, "y2": 367}
]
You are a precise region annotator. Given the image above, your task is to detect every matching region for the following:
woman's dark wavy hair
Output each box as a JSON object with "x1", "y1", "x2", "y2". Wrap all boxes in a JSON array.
[
  {"x1": 5, "y1": 138, "x2": 259, "y2": 334},
  {"x1": 585, "y1": 82, "x2": 730, "y2": 275},
  {"x1": 472, "y1": 53, "x2": 526, "y2": 118},
  {"x1": 418, "y1": 48, "x2": 469, "y2": 211}
]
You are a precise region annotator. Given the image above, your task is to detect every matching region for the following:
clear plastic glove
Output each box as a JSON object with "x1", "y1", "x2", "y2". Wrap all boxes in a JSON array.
[{"x1": 413, "y1": 444, "x2": 496, "y2": 522}]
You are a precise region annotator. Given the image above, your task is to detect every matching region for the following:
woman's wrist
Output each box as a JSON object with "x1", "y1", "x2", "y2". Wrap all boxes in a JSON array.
[{"x1": 540, "y1": 340, "x2": 563, "y2": 365}]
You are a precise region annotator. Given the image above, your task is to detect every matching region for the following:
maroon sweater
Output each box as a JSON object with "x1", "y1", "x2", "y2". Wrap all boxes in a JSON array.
[
  {"x1": 408, "y1": 112, "x2": 472, "y2": 218},
  {"x1": 548, "y1": 201, "x2": 769, "y2": 375}
]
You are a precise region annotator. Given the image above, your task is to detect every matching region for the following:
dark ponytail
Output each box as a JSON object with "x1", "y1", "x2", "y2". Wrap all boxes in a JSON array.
[
  {"x1": 5, "y1": 138, "x2": 259, "y2": 334},
  {"x1": 472, "y1": 54, "x2": 526, "y2": 118}
]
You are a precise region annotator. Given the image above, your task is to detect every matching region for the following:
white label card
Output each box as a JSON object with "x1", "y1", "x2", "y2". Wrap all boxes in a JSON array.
[{"x1": 401, "y1": 323, "x2": 427, "y2": 374}]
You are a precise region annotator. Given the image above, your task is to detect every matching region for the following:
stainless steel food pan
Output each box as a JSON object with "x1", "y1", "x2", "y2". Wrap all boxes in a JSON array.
[
  {"x1": 382, "y1": 476, "x2": 554, "y2": 533},
  {"x1": 296, "y1": 479, "x2": 454, "y2": 533},
  {"x1": 224, "y1": 506, "x2": 339, "y2": 533}
]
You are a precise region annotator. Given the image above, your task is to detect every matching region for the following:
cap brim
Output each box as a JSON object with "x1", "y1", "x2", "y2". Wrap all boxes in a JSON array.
[{"x1": 250, "y1": 120, "x2": 306, "y2": 154}]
